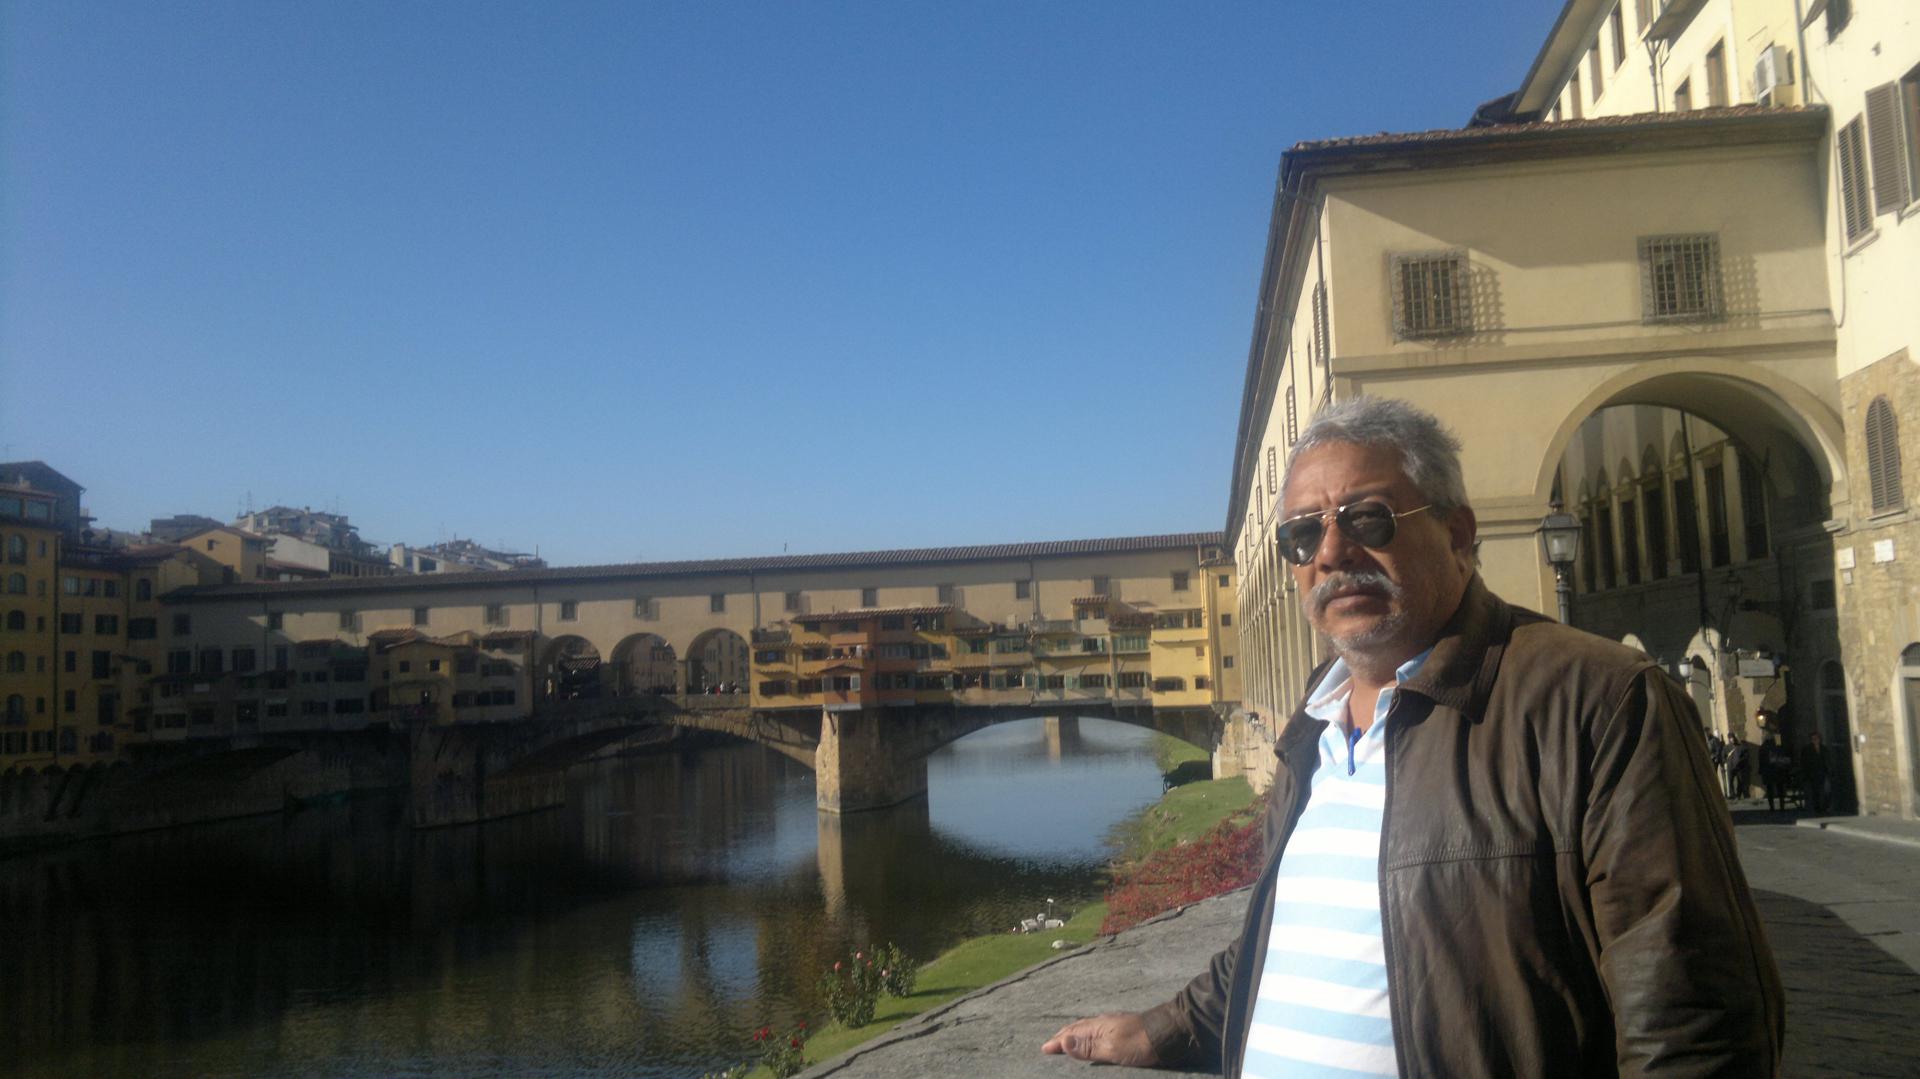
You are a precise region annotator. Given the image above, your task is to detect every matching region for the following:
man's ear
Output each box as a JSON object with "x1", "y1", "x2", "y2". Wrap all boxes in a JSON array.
[{"x1": 1447, "y1": 506, "x2": 1478, "y2": 564}]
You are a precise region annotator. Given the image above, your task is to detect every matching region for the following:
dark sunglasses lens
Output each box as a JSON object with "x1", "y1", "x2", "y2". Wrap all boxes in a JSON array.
[
  {"x1": 1340, "y1": 502, "x2": 1399, "y2": 549},
  {"x1": 1276, "y1": 518, "x2": 1324, "y2": 565}
]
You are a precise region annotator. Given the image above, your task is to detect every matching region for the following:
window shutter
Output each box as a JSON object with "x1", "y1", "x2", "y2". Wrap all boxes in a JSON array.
[
  {"x1": 1837, "y1": 119, "x2": 1873, "y2": 242},
  {"x1": 1866, "y1": 396, "x2": 1903, "y2": 512},
  {"x1": 1865, "y1": 82, "x2": 1913, "y2": 215}
]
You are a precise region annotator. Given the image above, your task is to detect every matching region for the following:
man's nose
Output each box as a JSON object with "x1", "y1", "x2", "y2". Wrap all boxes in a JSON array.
[{"x1": 1314, "y1": 516, "x2": 1363, "y2": 569}]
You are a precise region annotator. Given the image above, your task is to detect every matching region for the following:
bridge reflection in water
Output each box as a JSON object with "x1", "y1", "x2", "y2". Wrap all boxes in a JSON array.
[{"x1": 0, "y1": 716, "x2": 1167, "y2": 1079}]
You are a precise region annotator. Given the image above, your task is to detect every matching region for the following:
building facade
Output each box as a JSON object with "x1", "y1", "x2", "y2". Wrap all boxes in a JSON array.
[{"x1": 1226, "y1": 0, "x2": 1917, "y2": 812}]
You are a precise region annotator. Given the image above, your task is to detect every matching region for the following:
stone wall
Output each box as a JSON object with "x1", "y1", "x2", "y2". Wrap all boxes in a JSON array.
[{"x1": 1836, "y1": 350, "x2": 1920, "y2": 818}]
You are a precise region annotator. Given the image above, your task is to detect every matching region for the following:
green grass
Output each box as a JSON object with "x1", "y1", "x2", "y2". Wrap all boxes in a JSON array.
[
  {"x1": 1107, "y1": 775, "x2": 1257, "y2": 866},
  {"x1": 734, "y1": 759, "x2": 1260, "y2": 1077},
  {"x1": 740, "y1": 902, "x2": 1109, "y2": 1077}
]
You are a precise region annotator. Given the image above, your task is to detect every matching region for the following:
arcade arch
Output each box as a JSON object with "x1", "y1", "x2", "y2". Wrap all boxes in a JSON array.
[
  {"x1": 541, "y1": 635, "x2": 603, "y2": 702},
  {"x1": 1542, "y1": 365, "x2": 1842, "y2": 754},
  {"x1": 611, "y1": 633, "x2": 678, "y2": 696},
  {"x1": 686, "y1": 628, "x2": 749, "y2": 694}
]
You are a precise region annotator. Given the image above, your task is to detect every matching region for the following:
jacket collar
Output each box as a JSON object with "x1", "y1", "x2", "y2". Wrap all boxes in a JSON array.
[{"x1": 1395, "y1": 573, "x2": 1513, "y2": 718}]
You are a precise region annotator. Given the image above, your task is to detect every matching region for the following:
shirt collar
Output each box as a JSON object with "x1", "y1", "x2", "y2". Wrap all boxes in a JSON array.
[{"x1": 1303, "y1": 646, "x2": 1437, "y2": 725}]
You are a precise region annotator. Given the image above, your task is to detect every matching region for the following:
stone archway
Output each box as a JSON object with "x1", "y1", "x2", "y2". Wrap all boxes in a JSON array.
[
  {"x1": 685, "y1": 628, "x2": 749, "y2": 694},
  {"x1": 541, "y1": 635, "x2": 602, "y2": 702},
  {"x1": 611, "y1": 633, "x2": 678, "y2": 697}
]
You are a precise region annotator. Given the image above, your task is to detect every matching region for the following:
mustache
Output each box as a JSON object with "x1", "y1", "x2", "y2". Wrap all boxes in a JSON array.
[{"x1": 1310, "y1": 570, "x2": 1401, "y2": 614}]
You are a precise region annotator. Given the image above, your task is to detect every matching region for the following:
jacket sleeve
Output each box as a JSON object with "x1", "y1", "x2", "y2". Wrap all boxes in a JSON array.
[
  {"x1": 1582, "y1": 668, "x2": 1785, "y2": 1077},
  {"x1": 1138, "y1": 773, "x2": 1294, "y2": 1069}
]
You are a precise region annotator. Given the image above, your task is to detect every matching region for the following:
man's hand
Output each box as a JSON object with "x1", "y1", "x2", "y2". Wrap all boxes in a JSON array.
[{"x1": 1041, "y1": 1012, "x2": 1159, "y2": 1066}]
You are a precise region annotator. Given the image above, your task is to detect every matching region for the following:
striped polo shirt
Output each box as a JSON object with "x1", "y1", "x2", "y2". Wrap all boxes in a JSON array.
[{"x1": 1240, "y1": 648, "x2": 1431, "y2": 1079}]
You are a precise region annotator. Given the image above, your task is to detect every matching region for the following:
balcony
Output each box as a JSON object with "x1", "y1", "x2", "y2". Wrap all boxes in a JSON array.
[
  {"x1": 1027, "y1": 619, "x2": 1074, "y2": 634},
  {"x1": 751, "y1": 628, "x2": 792, "y2": 645}
]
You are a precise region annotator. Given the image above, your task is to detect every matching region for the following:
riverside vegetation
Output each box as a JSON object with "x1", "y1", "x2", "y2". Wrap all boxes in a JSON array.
[{"x1": 714, "y1": 736, "x2": 1262, "y2": 1078}]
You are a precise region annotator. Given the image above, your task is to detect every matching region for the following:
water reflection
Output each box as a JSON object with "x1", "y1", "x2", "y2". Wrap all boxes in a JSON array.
[{"x1": 0, "y1": 716, "x2": 1168, "y2": 1078}]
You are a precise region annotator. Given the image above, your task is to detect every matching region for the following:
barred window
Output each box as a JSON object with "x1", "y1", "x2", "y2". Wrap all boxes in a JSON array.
[
  {"x1": 1391, "y1": 251, "x2": 1470, "y2": 338},
  {"x1": 1638, "y1": 234, "x2": 1723, "y2": 322},
  {"x1": 1838, "y1": 118, "x2": 1873, "y2": 243},
  {"x1": 1866, "y1": 395, "x2": 1904, "y2": 512}
]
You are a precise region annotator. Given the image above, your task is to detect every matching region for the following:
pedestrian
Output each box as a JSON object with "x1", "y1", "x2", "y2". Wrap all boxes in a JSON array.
[
  {"x1": 1725, "y1": 739, "x2": 1750, "y2": 799},
  {"x1": 1760, "y1": 730, "x2": 1794, "y2": 812},
  {"x1": 1800, "y1": 732, "x2": 1833, "y2": 815},
  {"x1": 1041, "y1": 396, "x2": 1781, "y2": 1076},
  {"x1": 1707, "y1": 729, "x2": 1726, "y2": 771}
]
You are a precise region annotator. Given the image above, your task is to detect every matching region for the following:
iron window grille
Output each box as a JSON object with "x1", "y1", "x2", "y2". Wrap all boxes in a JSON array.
[
  {"x1": 1638, "y1": 234, "x2": 1724, "y2": 322},
  {"x1": 1390, "y1": 251, "x2": 1471, "y2": 339}
]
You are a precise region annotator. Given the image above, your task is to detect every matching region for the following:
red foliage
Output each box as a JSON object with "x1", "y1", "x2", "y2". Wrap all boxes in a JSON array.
[{"x1": 1100, "y1": 809, "x2": 1267, "y2": 935}]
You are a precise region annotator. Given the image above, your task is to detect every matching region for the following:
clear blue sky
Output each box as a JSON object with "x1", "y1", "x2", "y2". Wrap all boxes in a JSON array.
[{"x1": 2, "y1": 2, "x2": 1551, "y2": 566}]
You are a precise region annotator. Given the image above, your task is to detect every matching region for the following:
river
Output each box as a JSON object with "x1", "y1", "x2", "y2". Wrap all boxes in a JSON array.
[{"x1": 0, "y1": 716, "x2": 1169, "y2": 1078}]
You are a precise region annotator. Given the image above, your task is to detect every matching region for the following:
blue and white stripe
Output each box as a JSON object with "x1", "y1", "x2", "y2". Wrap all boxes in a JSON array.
[{"x1": 1240, "y1": 649, "x2": 1429, "y2": 1079}]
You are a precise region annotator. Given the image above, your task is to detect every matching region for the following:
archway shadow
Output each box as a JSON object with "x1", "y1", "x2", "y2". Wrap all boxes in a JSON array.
[{"x1": 1753, "y1": 887, "x2": 1920, "y2": 1077}]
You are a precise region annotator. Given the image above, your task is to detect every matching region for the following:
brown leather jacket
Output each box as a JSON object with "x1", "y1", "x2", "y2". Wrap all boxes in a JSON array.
[{"x1": 1141, "y1": 577, "x2": 1784, "y2": 1077}]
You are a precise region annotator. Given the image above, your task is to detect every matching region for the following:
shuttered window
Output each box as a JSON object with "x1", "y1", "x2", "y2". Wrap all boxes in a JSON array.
[
  {"x1": 1836, "y1": 118, "x2": 1873, "y2": 243},
  {"x1": 1866, "y1": 396, "x2": 1904, "y2": 513},
  {"x1": 1865, "y1": 82, "x2": 1915, "y2": 215}
]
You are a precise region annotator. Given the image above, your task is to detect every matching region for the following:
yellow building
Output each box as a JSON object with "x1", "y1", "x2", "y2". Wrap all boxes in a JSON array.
[
  {"x1": 176, "y1": 526, "x2": 270, "y2": 584},
  {"x1": 1, "y1": 484, "x2": 62, "y2": 766},
  {"x1": 1222, "y1": 0, "x2": 1916, "y2": 808}
]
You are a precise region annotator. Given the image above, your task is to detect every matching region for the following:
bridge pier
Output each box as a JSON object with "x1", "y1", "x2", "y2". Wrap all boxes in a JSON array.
[
  {"x1": 408, "y1": 723, "x2": 567, "y2": 829},
  {"x1": 814, "y1": 708, "x2": 928, "y2": 813},
  {"x1": 1043, "y1": 715, "x2": 1081, "y2": 761}
]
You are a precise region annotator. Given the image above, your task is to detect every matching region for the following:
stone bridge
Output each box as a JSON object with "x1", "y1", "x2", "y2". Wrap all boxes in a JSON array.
[{"x1": 409, "y1": 696, "x2": 1225, "y2": 827}]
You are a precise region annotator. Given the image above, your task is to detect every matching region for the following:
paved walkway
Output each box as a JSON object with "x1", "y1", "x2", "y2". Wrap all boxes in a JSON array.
[{"x1": 799, "y1": 814, "x2": 1920, "y2": 1078}]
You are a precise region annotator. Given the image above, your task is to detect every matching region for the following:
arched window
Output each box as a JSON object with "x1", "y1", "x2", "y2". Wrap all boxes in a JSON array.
[
  {"x1": 1866, "y1": 396, "x2": 1904, "y2": 512},
  {"x1": 4, "y1": 534, "x2": 23, "y2": 563},
  {"x1": 5, "y1": 573, "x2": 23, "y2": 595},
  {"x1": 3, "y1": 610, "x2": 20, "y2": 631},
  {"x1": 4, "y1": 651, "x2": 23, "y2": 673}
]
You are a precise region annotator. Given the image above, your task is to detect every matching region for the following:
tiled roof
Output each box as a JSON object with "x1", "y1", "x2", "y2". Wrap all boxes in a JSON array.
[
  {"x1": 171, "y1": 531, "x2": 1226, "y2": 601},
  {"x1": 1289, "y1": 105, "x2": 1825, "y2": 155}
]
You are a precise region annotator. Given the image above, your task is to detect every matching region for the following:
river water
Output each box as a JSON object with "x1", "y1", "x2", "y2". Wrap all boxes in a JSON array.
[{"x1": 0, "y1": 716, "x2": 1168, "y2": 1078}]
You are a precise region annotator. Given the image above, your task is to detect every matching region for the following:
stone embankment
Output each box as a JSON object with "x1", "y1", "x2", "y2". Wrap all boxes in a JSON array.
[{"x1": 797, "y1": 889, "x2": 1244, "y2": 1079}]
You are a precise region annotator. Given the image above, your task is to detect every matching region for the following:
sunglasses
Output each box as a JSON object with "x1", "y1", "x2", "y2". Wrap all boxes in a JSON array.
[{"x1": 1274, "y1": 500, "x2": 1433, "y2": 566}]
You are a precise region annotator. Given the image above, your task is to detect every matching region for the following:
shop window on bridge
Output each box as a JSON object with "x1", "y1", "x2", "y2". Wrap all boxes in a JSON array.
[
  {"x1": 913, "y1": 674, "x2": 949, "y2": 690},
  {"x1": 797, "y1": 678, "x2": 823, "y2": 694},
  {"x1": 993, "y1": 671, "x2": 1026, "y2": 690},
  {"x1": 759, "y1": 680, "x2": 789, "y2": 696},
  {"x1": 1153, "y1": 677, "x2": 1187, "y2": 692},
  {"x1": 912, "y1": 613, "x2": 944, "y2": 631},
  {"x1": 993, "y1": 637, "x2": 1028, "y2": 653},
  {"x1": 1076, "y1": 673, "x2": 1109, "y2": 690},
  {"x1": 880, "y1": 615, "x2": 906, "y2": 631},
  {"x1": 1039, "y1": 675, "x2": 1066, "y2": 690},
  {"x1": 755, "y1": 649, "x2": 786, "y2": 664},
  {"x1": 1119, "y1": 671, "x2": 1148, "y2": 689}
]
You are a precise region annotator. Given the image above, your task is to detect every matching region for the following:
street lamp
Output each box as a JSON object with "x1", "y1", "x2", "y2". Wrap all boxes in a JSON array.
[{"x1": 1537, "y1": 500, "x2": 1583, "y2": 625}]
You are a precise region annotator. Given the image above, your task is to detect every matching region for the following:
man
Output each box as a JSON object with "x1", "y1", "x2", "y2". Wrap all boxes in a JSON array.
[
  {"x1": 1043, "y1": 397, "x2": 1782, "y2": 1076},
  {"x1": 1759, "y1": 729, "x2": 1795, "y2": 812},
  {"x1": 1800, "y1": 731, "x2": 1832, "y2": 815},
  {"x1": 1725, "y1": 737, "x2": 1750, "y2": 800}
]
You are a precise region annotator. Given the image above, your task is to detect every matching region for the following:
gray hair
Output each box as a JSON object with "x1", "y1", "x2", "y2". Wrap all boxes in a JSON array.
[{"x1": 1281, "y1": 395, "x2": 1469, "y2": 513}]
